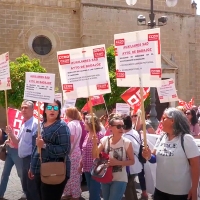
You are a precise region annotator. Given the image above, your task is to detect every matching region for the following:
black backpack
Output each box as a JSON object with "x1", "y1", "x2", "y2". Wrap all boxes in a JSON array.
[{"x1": 126, "y1": 134, "x2": 147, "y2": 164}]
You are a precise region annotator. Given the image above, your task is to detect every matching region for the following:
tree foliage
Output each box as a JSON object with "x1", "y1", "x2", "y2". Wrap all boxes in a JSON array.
[
  {"x1": 76, "y1": 45, "x2": 150, "y2": 111},
  {"x1": 0, "y1": 54, "x2": 46, "y2": 108}
]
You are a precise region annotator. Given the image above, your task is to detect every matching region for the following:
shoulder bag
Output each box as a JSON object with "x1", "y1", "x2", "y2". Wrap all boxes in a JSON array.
[
  {"x1": 40, "y1": 124, "x2": 81, "y2": 185},
  {"x1": 91, "y1": 136, "x2": 113, "y2": 183},
  {"x1": 0, "y1": 143, "x2": 7, "y2": 161}
]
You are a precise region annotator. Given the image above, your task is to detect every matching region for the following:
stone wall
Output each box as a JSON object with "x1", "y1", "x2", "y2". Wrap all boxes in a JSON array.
[
  {"x1": 80, "y1": 2, "x2": 198, "y2": 102},
  {"x1": 0, "y1": 1, "x2": 81, "y2": 89}
]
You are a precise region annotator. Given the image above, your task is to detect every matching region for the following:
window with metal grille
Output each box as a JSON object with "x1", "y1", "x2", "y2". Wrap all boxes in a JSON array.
[{"x1": 32, "y1": 35, "x2": 52, "y2": 55}]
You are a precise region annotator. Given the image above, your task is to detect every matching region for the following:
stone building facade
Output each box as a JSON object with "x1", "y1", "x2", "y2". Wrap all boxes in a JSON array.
[{"x1": 0, "y1": 0, "x2": 199, "y2": 126}]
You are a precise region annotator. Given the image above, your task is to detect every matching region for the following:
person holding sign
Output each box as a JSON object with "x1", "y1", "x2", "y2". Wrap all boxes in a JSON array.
[
  {"x1": 98, "y1": 114, "x2": 134, "y2": 200},
  {"x1": 142, "y1": 108, "x2": 200, "y2": 200},
  {"x1": 6, "y1": 100, "x2": 39, "y2": 200},
  {"x1": 29, "y1": 100, "x2": 71, "y2": 200}
]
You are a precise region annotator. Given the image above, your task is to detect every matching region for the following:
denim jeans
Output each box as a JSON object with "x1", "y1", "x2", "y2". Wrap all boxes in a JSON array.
[
  {"x1": 101, "y1": 181, "x2": 127, "y2": 200},
  {"x1": 0, "y1": 146, "x2": 23, "y2": 197},
  {"x1": 84, "y1": 172, "x2": 101, "y2": 200}
]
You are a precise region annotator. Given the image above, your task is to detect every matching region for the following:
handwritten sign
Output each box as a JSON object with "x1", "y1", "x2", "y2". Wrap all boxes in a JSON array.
[
  {"x1": 116, "y1": 103, "x2": 130, "y2": 116},
  {"x1": 157, "y1": 78, "x2": 178, "y2": 103},
  {"x1": 0, "y1": 52, "x2": 11, "y2": 90},
  {"x1": 114, "y1": 28, "x2": 162, "y2": 87},
  {"x1": 24, "y1": 72, "x2": 55, "y2": 103},
  {"x1": 57, "y1": 44, "x2": 111, "y2": 99}
]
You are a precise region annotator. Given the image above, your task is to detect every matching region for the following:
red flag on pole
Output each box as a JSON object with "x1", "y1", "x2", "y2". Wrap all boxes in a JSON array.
[
  {"x1": 121, "y1": 87, "x2": 150, "y2": 113},
  {"x1": 81, "y1": 95, "x2": 105, "y2": 111}
]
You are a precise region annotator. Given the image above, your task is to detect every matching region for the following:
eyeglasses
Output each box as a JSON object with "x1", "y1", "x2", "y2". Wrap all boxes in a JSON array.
[
  {"x1": 111, "y1": 124, "x2": 126, "y2": 129},
  {"x1": 46, "y1": 105, "x2": 59, "y2": 111},
  {"x1": 185, "y1": 113, "x2": 191, "y2": 115},
  {"x1": 131, "y1": 115, "x2": 138, "y2": 118}
]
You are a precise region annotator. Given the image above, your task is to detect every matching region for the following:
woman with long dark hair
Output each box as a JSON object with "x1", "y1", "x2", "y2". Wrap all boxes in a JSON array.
[
  {"x1": 28, "y1": 100, "x2": 71, "y2": 200},
  {"x1": 185, "y1": 108, "x2": 200, "y2": 137}
]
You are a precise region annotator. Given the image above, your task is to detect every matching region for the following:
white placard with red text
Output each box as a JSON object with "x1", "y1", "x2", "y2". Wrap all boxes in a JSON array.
[
  {"x1": 24, "y1": 72, "x2": 55, "y2": 103},
  {"x1": 157, "y1": 78, "x2": 178, "y2": 103},
  {"x1": 55, "y1": 93, "x2": 63, "y2": 106},
  {"x1": 116, "y1": 103, "x2": 130, "y2": 115},
  {"x1": 63, "y1": 99, "x2": 77, "y2": 109},
  {"x1": 0, "y1": 52, "x2": 11, "y2": 90},
  {"x1": 114, "y1": 28, "x2": 162, "y2": 87},
  {"x1": 57, "y1": 44, "x2": 111, "y2": 99}
]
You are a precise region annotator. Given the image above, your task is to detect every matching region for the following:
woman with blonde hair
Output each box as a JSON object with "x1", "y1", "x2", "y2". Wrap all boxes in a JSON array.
[
  {"x1": 62, "y1": 107, "x2": 82, "y2": 200},
  {"x1": 78, "y1": 113, "x2": 104, "y2": 200}
]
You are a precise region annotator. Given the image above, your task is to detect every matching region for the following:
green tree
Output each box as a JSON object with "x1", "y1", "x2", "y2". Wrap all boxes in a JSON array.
[{"x1": 0, "y1": 54, "x2": 46, "y2": 108}]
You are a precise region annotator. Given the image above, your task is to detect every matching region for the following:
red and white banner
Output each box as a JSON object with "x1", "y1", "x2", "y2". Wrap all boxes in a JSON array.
[
  {"x1": 7, "y1": 108, "x2": 24, "y2": 148},
  {"x1": 156, "y1": 121, "x2": 163, "y2": 135},
  {"x1": 33, "y1": 101, "x2": 44, "y2": 121},
  {"x1": 178, "y1": 98, "x2": 194, "y2": 110},
  {"x1": 81, "y1": 95, "x2": 105, "y2": 111},
  {"x1": 121, "y1": 87, "x2": 150, "y2": 112}
]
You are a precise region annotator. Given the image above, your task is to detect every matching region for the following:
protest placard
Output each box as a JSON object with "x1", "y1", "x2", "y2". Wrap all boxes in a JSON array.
[
  {"x1": 55, "y1": 93, "x2": 63, "y2": 106},
  {"x1": 116, "y1": 103, "x2": 130, "y2": 115},
  {"x1": 24, "y1": 72, "x2": 55, "y2": 103},
  {"x1": 114, "y1": 28, "x2": 162, "y2": 87},
  {"x1": 57, "y1": 44, "x2": 111, "y2": 99},
  {"x1": 0, "y1": 52, "x2": 11, "y2": 91},
  {"x1": 157, "y1": 78, "x2": 178, "y2": 103}
]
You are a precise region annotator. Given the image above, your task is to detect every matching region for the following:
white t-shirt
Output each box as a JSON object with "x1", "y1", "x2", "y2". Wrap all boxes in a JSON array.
[
  {"x1": 154, "y1": 134, "x2": 200, "y2": 195},
  {"x1": 68, "y1": 120, "x2": 82, "y2": 151},
  {"x1": 100, "y1": 136, "x2": 131, "y2": 183},
  {"x1": 123, "y1": 130, "x2": 143, "y2": 174}
]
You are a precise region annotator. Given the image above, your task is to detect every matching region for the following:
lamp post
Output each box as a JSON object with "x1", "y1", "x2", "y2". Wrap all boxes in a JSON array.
[{"x1": 126, "y1": 0, "x2": 178, "y2": 129}]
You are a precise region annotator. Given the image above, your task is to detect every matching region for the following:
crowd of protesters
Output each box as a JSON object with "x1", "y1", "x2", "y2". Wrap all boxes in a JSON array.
[{"x1": 0, "y1": 100, "x2": 199, "y2": 200}]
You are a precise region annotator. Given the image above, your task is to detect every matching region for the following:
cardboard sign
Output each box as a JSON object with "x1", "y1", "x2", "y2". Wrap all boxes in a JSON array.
[
  {"x1": 24, "y1": 72, "x2": 55, "y2": 103},
  {"x1": 55, "y1": 93, "x2": 63, "y2": 106},
  {"x1": 114, "y1": 28, "x2": 162, "y2": 87},
  {"x1": 116, "y1": 103, "x2": 130, "y2": 115},
  {"x1": 0, "y1": 52, "x2": 11, "y2": 90},
  {"x1": 57, "y1": 44, "x2": 111, "y2": 99},
  {"x1": 157, "y1": 79, "x2": 178, "y2": 103},
  {"x1": 63, "y1": 99, "x2": 77, "y2": 109}
]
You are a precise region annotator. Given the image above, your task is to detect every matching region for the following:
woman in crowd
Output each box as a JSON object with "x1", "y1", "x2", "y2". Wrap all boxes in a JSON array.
[
  {"x1": 143, "y1": 108, "x2": 200, "y2": 200},
  {"x1": 62, "y1": 107, "x2": 82, "y2": 200},
  {"x1": 29, "y1": 100, "x2": 71, "y2": 200},
  {"x1": 78, "y1": 113, "x2": 104, "y2": 200},
  {"x1": 98, "y1": 114, "x2": 134, "y2": 200},
  {"x1": 185, "y1": 108, "x2": 200, "y2": 137}
]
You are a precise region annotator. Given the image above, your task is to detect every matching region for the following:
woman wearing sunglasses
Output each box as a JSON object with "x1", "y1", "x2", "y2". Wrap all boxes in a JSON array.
[
  {"x1": 185, "y1": 109, "x2": 200, "y2": 138},
  {"x1": 29, "y1": 100, "x2": 71, "y2": 200},
  {"x1": 98, "y1": 114, "x2": 134, "y2": 200}
]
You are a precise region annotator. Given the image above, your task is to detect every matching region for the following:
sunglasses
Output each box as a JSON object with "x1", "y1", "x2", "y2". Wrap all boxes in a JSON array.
[
  {"x1": 185, "y1": 113, "x2": 191, "y2": 115},
  {"x1": 112, "y1": 124, "x2": 126, "y2": 129},
  {"x1": 46, "y1": 105, "x2": 59, "y2": 111},
  {"x1": 131, "y1": 115, "x2": 138, "y2": 118}
]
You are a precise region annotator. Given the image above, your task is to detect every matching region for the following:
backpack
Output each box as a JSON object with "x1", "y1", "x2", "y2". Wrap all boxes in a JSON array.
[{"x1": 126, "y1": 134, "x2": 146, "y2": 164}]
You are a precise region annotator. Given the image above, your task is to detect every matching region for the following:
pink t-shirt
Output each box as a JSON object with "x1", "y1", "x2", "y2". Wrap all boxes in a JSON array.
[
  {"x1": 82, "y1": 132, "x2": 104, "y2": 172},
  {"x1": 190, "y1": 123, "x2": 200, "y2": 136}
]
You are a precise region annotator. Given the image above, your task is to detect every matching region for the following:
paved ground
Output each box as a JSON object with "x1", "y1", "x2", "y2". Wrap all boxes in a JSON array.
[{"x1": 0, "y1": 160, "x2": 153, "y2": 200}]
